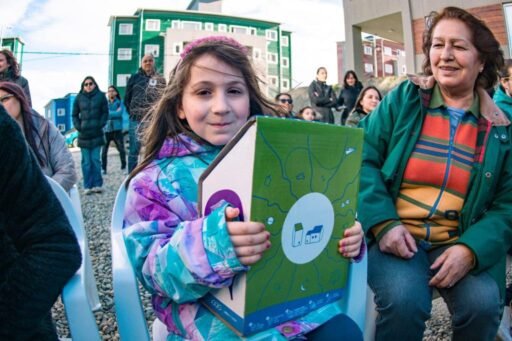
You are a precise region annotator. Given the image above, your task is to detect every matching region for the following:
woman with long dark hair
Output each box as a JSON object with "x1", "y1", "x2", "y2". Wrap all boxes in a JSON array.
[
  {"x1": 0, "y1": 49, "x2": 31, "y2": 105},
  {"x1": 0, "y1": 81, "x2": 76, "y2": 191}
]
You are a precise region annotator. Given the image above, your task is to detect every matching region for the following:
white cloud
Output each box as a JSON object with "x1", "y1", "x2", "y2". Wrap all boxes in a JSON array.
[{"x1": 11, "y1": 0, "x2": 344, "y2": 113}]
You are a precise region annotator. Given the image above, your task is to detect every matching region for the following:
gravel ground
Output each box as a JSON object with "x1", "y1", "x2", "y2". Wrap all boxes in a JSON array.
[{"x1": 50, "y1": 148, "x2": 481, "y2": 340}]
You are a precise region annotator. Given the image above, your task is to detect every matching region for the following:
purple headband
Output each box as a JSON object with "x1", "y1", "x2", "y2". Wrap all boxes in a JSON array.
[{"x1": 179, "y1": 35, "x2": 248, "y2": 60}]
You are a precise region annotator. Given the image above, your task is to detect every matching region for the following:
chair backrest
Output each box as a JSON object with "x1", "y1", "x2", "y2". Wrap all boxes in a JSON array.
[
  {"x1": 46, "y1": 177, "x2": 101, "y2": 341},
  {"x1": 341, "y1": 248, "x2": 367, "y2": 333},
  {"x1": 111, "y1": 180, "x2": 151, "y2": 341}
]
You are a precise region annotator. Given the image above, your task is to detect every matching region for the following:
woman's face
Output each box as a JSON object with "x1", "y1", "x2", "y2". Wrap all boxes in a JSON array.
[
  {"x1": 83, "y1": 79, "x2": 96, "y2": 93},
  {"x1": 0, "y1": 89, "x2": 21, "y2": 121},
  {"x1": 0, "y1": 54, "x2": 9, "y2": 73},
  {"x1": 107, "y1": 87, "x2": 118, "y2": 99},
  {"x1": 302, "y1": 108, "x2": 316, "y2": 121},
  {"x1": 317, "y1": 68, "x2": 327, "y2": 82},
  {"x1": 346, "y1": 73, "x2": 356, "y2": 86},
  {"x1": 360, "y1": 89, "x2": 381, "y2": 114},
  {"x1": 429, "y1": 19, "x2": 483, "y2": 96}
]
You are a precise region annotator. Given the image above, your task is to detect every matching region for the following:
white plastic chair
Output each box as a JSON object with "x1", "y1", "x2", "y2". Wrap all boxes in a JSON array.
[
  {"x1": 111, "y1": 179, "x2": 151, "y2": 341},
  {"x1": 111, "y1": 181, "x2": 368, "y2": 339},
  {"x1": 68, "y1": 185, "x2": 101, "y2": 311},
  {"x1": 46, "y1": 177, "x2": 101, "y2": 340}
]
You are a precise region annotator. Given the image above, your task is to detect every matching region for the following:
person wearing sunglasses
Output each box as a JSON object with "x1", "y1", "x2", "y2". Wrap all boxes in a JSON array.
[
  {"x1": 274, "y1": 92, "x2": 295, "y2": 118},
  {"x1": 72, "y1": 76, "x2": 108, "y2": 195},
  {"x1": 0, "y1": 81, "x2": 77, "y2": 192}
]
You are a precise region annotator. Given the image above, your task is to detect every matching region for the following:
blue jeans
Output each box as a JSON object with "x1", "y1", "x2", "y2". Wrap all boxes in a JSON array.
[
  {"x1": 128, "y1": 118, "x2": 141, "y2": 172},
  {"x1": 81, "y1": 146, "x2": 103, "y2": 189},
  {"x1": 368, "y1": 243, "x2": 502, "y2": 341}
]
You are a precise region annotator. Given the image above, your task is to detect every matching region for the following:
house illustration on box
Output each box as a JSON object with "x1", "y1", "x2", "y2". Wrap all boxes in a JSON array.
[{"x1": 199, "y1": 116, "x2": 363, "y2": 336}]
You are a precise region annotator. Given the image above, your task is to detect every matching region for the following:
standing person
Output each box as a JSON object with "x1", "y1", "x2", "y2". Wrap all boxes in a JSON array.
[
  {"x1": 72, "y1": 76, "x2": 108, "y2": 195},
  {"x1": 0, "y1": 49, "x2": 31, "y2": 105},
  {"x1": 358, "y1": 7, "x2": 512, "y2": 340},
  {"x1": 124, "y1": 53, "x2": 166, "y2": 172},
  {"x1": 0, "y1": 81, "x2": 77, "y2": 191},
  {"x1": 0, "y1": 103, "x2": 81, "y2": 340},
  {"x1": 345, "y1": 86, "x2": 382, "y2": 127},
  {"x1": 337, "y1": 70, "x2": 363, "y2": 125},
  {"x1": 274, "y1": 92, "x2": 295, "y2": 118},
  {"x1": 123, "y1": 36, "x2": 364, "y2": 340},
  {"x1": 308, "y1": 67, "x2": 337, "y2": 123},
  {"x1": 102, "y1": 85, "x2": 127, "y2": 174}
]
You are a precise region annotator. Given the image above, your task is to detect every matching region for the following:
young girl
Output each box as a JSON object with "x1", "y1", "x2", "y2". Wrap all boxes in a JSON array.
[
  {"x1": 297, "y1": 106, "x2": 317, "y2": 121},
  {"x1": 123, "y1": 36, "x2": 364, "y2": 340}
]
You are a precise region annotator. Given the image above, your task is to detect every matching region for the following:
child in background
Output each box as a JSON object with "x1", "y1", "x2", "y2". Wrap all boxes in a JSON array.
[
  {"x1": 297, "y1": 106, "x2": 317, "y2": 121},
  {"x1": 123, "y1": 36, "x2": 364, "y2": 340}
]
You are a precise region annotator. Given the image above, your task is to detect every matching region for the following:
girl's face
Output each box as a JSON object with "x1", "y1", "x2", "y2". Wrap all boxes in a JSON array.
[
  {"x1": 302, "y1": 108, "x2": 315, "y2": 121},
  {"x1": 178, "y1": 54, "x2": 250, "y2": 146},
  {"x1": 360, "y1": 89, "x2": 381, "y2": 114},
  {"x1": 83, "y1": 79, "x2": 96, "y2": 93},
  {"x1": 0, "y1": 89, "x2": 21, "y2": 121},
  {"x1": 346, "y1": 73, "x2": 356, "y2": 86},
  {"x1": 107, "y1": 87, "x2": 118, "y2": 100},
  {"x1": 0, "y1": 54, "x2": 9, "y2": 73}
]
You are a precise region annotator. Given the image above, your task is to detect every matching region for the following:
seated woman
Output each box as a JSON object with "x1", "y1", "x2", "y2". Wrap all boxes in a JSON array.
[
  {"x1": 358, "y1": 7, "x2": 512, "y2": 340},
  {"x1": 345, "y1": 86, "x2": 381, "y2": 127},
  {"x1": 0, "y1": 82, "x2": 77, "y2": 191},
  {"x1": 0, "y1": 103, "x2": 81, "y2": 339}
]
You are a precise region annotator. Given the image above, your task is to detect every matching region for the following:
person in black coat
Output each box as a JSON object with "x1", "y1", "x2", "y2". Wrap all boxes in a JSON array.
[
  {"x1": 0, "y1": 103, "x2": 81, "y2": 340},
  {"x1": 337, "y1": 70, "x2": 363, "y2": 125},
  {"x1": 308, "y1": 67, "x2": 337, "y2": 123},
  {"x1": 0, "y1": 49, "x2": 31, "y2": 106},
  {"x1": 72, "y1": 76, "x2": 108, "y2": 194}
]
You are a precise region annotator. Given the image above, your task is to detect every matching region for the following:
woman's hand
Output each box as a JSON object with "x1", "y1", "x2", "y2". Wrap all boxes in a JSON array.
[
  {"x1": 226, "y1": 207, "x2": 270, "y2": 266},
  {"x1": 378, "y1": 224, "x2": 417, "y2": 259},
  {"x1": 338, "y1": 221, "x2": 364, "y2": 258},
  {"x1": 429, "y1": 244, "x2": 475, "y2": 289}
]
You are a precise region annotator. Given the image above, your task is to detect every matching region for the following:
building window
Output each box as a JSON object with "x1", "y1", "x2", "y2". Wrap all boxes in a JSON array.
[
  {"x1": 267, "y1": 52, "x2": 278, "y2": 64},
  {"x1": 205, "y1": 22, "x2": 214, "y2": 31},
  {"x1": 171, "y1": 20, "x2": 180, "y2": 29},
  {"x1": 385, "y1": 64, "x2": 394, "y2": 74},
  {"x1": 145, "y1": 44, "x2": 159, "y2": 57},
  {"x1": 173, "y1": 42, "x2": 183, "y2": 55},
  {"x1": 364, "y1": 46, "x2": 373, "y2": 55},
  {"x1": 281, "y1": 79, "x2": 289, "y2": 90},
  {"x1": 181, "y1": 21, "x2": 201, "y2": 30},
  {"x1": 384, "y1": 47, "x2": 392, "y2": 56},
  {"x1": 401, "y1": 65, "x2": 407, "y2": 74},
  {"x1": 145, "y1": 19, "x2": 161, "y2": 31},
  {"x1": 250, "y1": 27, "x2": 257, "y2": 36},
  {"x1": 268, "y1": 76, "x2": 278, "y2": 87},
  {"x1": 364, "y1": 63, "x2": 374, "y2": 73},
  {"x1": 57, "y1": 108, "x2": 65, "y2": 116},
  {"x1": 281, "y1": 57, "x2": 289, "y2": 68},
  {"x1": 57, "y1": 124, "x2": 66, "y2": 132},
  {"x1": 117, "y1": 74, "x2": 131, "y2": 87},
  {"x1": 281, "y1": 36, "x2": 289, "y2": 46},
  {"x1": 119, "y1": 23, "x2": 133, "y2": 35},
  {"x1": 266, "y1": 29, "x2": 277, "y2": 41},
  {"x1": 117, "y1": 48, "x2": 132, "y2": 61},
  {"x1": 218, "y1": 24, "x2": 227, "y2": 32},
  {"x1": 253, "y1": 48, "x2": 262, "y2": 60},
  {"x1": 230, "y1": 25, "x2": 249, "y2": 35}
]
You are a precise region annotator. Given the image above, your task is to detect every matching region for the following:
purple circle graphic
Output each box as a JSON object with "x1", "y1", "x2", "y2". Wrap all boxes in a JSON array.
[{"x1": 204, "y1": 189, "x2": 244, "y2": 221}]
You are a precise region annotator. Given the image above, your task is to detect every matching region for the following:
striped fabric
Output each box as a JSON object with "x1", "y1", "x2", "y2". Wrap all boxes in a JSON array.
[{"x1": 395, "y1": 107, "x2": 478, "y2": 245}]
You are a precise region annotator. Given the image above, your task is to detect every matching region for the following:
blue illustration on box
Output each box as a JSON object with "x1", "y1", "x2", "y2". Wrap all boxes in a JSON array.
[{"x1": 292, "y1": 223, "x2": 324, "y2": 247}]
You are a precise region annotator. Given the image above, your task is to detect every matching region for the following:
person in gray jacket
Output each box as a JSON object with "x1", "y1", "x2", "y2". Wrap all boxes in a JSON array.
[{"x1": 0, "y1": 81, "x2": 77, "y2": 191}]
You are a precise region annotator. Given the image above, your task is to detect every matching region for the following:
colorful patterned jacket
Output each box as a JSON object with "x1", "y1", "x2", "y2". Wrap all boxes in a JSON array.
[{"x1": 123, "y1": 134, "x2": 345, "y2": 340}]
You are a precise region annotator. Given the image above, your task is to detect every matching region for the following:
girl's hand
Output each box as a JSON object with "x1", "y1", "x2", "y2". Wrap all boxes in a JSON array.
[
  {"x1": 338, "y1": 221, "x2": 364, "y2": 258},
  {"x1": 226, "y1": 207, "x2": 270, "y2": 266}
]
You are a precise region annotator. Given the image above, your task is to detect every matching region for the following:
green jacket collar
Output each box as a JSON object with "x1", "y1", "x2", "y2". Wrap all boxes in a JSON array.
[
  {"x1": 429, "y1": 84, "x2": 479, "y2": 118},
  {"x1": 407, "y1": 74, "x2": 510, "y2": 127}
]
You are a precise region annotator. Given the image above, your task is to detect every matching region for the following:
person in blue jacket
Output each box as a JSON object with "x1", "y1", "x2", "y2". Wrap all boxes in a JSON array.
[{"x1": 102, "y1": 85, "x2": 127, "y2": 174}]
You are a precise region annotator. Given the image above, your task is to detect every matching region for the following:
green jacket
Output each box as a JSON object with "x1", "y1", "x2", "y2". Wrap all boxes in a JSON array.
[{"x1": 358, "y1": 78, "x2": 512, "y2": 297}]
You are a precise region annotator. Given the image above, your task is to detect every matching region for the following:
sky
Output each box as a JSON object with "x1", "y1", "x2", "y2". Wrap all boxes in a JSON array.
[{"x1": 1, "y1": 0, "x2": 345, "y2": 114}]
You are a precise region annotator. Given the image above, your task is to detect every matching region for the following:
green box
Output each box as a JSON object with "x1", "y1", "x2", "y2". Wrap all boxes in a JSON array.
[{"x1": 199, "y1": 117, "x2": 363, "y2": 336}]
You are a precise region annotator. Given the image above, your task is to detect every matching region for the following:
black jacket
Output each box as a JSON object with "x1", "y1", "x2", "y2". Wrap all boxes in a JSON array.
[
  {"x1": 337, "y1": 82, "x2": 363, "y2": 123},
  {"x1": 0, "y1": 105, "x2": 81, "y2": 340},
  {"x1": 308, "y1": 80, "x2": 337, "y2": 123},
  {"x1": 124, "y1": 69, "x2": 165, "y2": 121},
  {"x1": 72, "y1": 87, "x2": 108, "y2": 149}
]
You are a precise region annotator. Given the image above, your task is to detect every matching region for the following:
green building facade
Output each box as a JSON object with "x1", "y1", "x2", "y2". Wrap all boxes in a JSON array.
[{"x1": 108, "y1": 9, "x2": 292, "y2": 98}]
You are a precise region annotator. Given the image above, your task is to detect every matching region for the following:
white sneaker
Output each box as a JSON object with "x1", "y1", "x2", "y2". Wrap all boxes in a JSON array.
[
  {"x1": 84, "y1": 189, "x2": 93, "y2": 195},
  {"x1": 92, "y1": 187, "x2": 103, "y2": 193}
]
